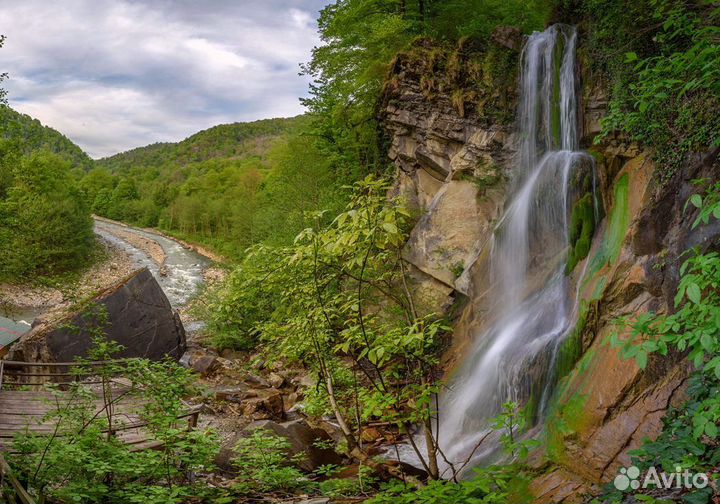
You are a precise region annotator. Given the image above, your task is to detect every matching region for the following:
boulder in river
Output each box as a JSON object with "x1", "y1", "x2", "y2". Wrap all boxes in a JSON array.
[{"x1": 6, "y1": 267, "x2": 186, "y2": 362}]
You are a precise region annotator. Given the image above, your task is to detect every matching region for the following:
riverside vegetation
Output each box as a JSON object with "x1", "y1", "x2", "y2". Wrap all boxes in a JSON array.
[{"x1": 1, "y1": 0, "x2": 719, "y2": 502}]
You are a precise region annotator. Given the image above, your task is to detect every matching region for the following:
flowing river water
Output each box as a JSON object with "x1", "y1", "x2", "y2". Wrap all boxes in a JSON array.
[
  {"x1": 2, "y1": 220, "x2": 210, "y2": 333},
  {"x1": 94, "y1": 221, "x2": 210, "y2": 307}
]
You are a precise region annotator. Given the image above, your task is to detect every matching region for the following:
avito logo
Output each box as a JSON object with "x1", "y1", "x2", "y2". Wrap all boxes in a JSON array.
[{"x1": 614, "y1": 465, "x2": 709, "y2": 491}]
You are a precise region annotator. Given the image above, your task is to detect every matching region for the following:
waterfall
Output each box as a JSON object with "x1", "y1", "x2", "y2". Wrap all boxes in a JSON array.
[{"x1": 428, "y1": 24, "x2": 596, "y2": 475}]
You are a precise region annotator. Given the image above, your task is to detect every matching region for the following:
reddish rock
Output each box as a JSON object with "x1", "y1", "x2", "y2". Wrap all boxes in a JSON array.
[
  {"x1": 285, "y1": 391, "x2": 301, "y2": 411},
  {"x1": 241, "y1": 372, "x2": 271, "y2": 388},
  {"x1": 268, "y1": 372, "x2": 286, "y2": 389},
  {"x1": 360, "y1": 427, "x2": 383, "y2": 443},
  {"x1": 526, "y1": 151, "x2": 718, "y2": 501},
  {"x1": 242, "y1": 389, "x2": 284, "y2": 420},
  {"x1": 530, "y1": 468, "x2": 597, "y2": 504},
  {"x1": 191, "y1": 354, "x2": 219, "y2": 376},
  {"x1": 214, "y1": 385, "x2": 250, "y2": 403}
]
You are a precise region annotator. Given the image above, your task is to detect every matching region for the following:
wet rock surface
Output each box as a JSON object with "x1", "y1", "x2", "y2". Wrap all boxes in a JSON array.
[
  {"x1": 380, "y1": 38, "x2": 719, "y2": 502},
  {"x1": 528, "y1": 146, "x2": 720, "y2": 502},
  {"x1": 7, "y1": 267, "x2": 186, "y2": 362}
]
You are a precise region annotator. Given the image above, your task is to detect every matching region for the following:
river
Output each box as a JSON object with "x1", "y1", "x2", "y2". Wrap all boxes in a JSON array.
[{"x1": 2, "y1": 220, "x2": 211, "y2": 333}]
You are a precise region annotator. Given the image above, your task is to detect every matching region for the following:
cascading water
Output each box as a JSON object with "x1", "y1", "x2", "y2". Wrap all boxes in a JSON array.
[{"x1": 428, "y1": 24, "x2": 597, "y2": 475}]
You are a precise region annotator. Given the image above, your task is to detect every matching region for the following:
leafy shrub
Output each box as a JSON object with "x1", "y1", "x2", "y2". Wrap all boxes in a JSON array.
[
  {"x1": 7, "y1": 334, "x2": 220, "y2": 504},
  {"x1": 366, "y1": 466, "x2": 514, "y2": 504},
  {"x1": 318, "y1": 465, "x2": 378, "y2": 498},
  {"x1": 0, "y1": 146, "x2": 94, "y2": 281},
  {"x1": 583, "y1": 0, "x2": 720, "y2": 179},
  {"x1": 232, "y1": 429, "x2": 309, "y2": 495},
  {"x1": 428, "y1": 0, "x2": 551, "y2": 40},
  {"x1": 607, "y1": 184, "x2": 720, "y2": 502}
]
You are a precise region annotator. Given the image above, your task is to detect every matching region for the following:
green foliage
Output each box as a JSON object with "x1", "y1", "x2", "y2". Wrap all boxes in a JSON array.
[
  {"x1": 364, "y1": 402, "x2": 537, "y2": 501},
  {"x1": 87, "y1": 117, "x2": 349, "y2": 259},
  {"x1": 490, "y1": 401, "x2": 540, "y2": 460},
  {"x1": 0, "y1": 145, "x2": 94, "y2": 281},
  {"x1": 0, "y1": 36, "x2": 7, "y2": 105},
  {"x1": 302, "y1": 0, "x2": 547, "y2": 207},
  {"x1": 0, "y1": 105, "x2": 92, "y2": 169},
  {"x1": 581, "y1": 0, "x2": 719, "y2": 179},
  {"x1": 8, "y1": 321, "x2": 219, "y2": 504},
  {"x1": 427, "y1": 0, "x2": 550, "y2": 40},
  {"x1": 607, "y1": 184, "x2": 720, "y2": 501},
  {"x1": 386, "y1": 38, "x2": 519, "y2": 124},
  {"x1": 232, "y1": 429, "x2": 309, "y2": 495},
  {"x1": 205, "y1": 175, "x2": 455, "y2": 477},
  {"x1": 688, "y1": 180, "x2": 720, "y2": 229},
  {"x1": 610, "y1": 185, "x2": 720, "y2": 375},
  {"x1": 0, "y1": 106, "x2": 95, "y2": 282},
  {"x1": 98, "y1": 118, "x2": 297, "y2": 172},
  {"x1": 89, "y1": 0, "x2": 557, "y2": 261},
  {"x1": 365, "y1": 466, "x2": 514, "y2": 504}
]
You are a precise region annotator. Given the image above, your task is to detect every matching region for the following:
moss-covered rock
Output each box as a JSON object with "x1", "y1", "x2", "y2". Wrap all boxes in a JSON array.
[{"x1": 566, "y1": 193, "x2": 596, "y2": 273}]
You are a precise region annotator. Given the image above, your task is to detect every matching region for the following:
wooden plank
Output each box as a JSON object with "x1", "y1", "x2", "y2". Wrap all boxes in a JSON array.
[
  {"x1": 0, "y1": 414, "x2": 143, "y2": 426},
  {"x1": 1, "y1": 360, "x2": 130, "y2": 368},
  {"x1": 0, "y1": 452, "x2": 37, "y2": 504},
  {"x1": 0, "y1": 377, "x2": 202, "y2": 458}
]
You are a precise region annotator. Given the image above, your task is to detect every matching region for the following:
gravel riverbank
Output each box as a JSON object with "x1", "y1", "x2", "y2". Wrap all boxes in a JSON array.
[{"x1": 0, "y1": 236, "x2": 136, "y2": 317}]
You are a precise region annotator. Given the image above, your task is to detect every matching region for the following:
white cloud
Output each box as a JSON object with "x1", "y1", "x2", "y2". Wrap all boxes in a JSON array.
[{"x1": 0, "y1": 0, "x2": 328, "y2": 158}]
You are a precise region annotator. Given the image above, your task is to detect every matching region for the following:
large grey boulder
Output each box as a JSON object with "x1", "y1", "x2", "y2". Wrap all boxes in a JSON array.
[{"x1": 7, "y1": 267, "x2": 186, "y2": 362}]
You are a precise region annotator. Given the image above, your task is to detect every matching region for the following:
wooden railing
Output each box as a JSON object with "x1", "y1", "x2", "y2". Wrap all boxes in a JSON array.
[
  {"x1": 0, "y1": 452, "x2": 36, "y2": 504},
  {"x1": 0, "y1": 359, "x2": 200, "y2": 503},
  {"x1": 0, "y1": 359, "x2": 131, "y2": 390}
]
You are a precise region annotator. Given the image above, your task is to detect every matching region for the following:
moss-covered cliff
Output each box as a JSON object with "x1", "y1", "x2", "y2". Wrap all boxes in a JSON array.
[{"x1": 379, "y1": 19, "x2": 719, "y2": 502}]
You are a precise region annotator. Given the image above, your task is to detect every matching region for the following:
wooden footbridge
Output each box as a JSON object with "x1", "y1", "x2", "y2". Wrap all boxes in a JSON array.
[{"x1": 0, "y1": 360, "x2": 201, "y2": 504}]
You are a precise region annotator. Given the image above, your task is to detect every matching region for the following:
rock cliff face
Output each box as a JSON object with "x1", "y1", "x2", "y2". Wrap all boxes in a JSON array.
[
  {"x1": 7, "y1": 268, "x2": 186, "y2": 363},
  {"x1": 381, "y1": 42, "x2": 515, "y2": 311},
  {"x1": 381, "y1": 34, "x2": 720, "y2": 501},
  {"x1": 531, "y1": 146, "x2": 719, "y2": 502}
]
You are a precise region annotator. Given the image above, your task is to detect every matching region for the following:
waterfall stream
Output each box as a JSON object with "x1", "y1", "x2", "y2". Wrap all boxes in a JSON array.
[{"x1": 429, "y1": 24, "x2": 597, "y2": 475}]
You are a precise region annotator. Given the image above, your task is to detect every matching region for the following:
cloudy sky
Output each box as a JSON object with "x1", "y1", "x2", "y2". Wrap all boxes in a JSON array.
[{"x1": 0, "y1": 0, "x2": 329, "y2": 158}]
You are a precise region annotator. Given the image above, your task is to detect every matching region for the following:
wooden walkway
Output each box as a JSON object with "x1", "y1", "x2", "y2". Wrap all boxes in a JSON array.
[{"x1": 0, "y1": 360, "x2": 201, "y2": 504}]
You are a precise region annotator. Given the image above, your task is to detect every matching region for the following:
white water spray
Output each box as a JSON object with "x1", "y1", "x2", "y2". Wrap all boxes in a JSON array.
[{"x1": 429, "y1": 24, "x2": 597, "y2": 474}]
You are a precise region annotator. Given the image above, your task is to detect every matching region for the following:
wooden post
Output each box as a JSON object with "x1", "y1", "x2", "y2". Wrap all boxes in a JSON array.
[{"x1": 0, "y1": 453, "x2": 37, "y2": 504}]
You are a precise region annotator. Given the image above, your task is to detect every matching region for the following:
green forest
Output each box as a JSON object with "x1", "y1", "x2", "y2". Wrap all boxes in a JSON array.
[
  {"x1": 86, "y1": 116, "x2": 349, "y2": 259},
  {"x1": 0, "y1": 106, "x2": 94, "y2": 281},
  {"x1": 1, "y1": 0, "x2": 719, "y2": 503}
]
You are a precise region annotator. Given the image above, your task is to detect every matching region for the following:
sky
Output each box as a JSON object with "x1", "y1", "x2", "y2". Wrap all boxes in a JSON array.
[{"x1": 0, "y1": 0, "x2": 329, "y2": 158}]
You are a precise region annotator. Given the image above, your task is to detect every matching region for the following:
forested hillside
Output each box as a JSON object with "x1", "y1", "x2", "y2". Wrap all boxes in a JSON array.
[
  {"x1": 0, "y1": 106, "x2": 92, "y2": 170},
  {"x1": 0, "y1": 105, "x2": 94, "y2": 282},
  {"x1": 97, "y1": 118, "x2": 296, "y2": 172},
  {"x1": 85, "y1": 116, "x2": 348, "y2": 259},
  {"x1": 1, "y1": 1, "x2": 719, "y2": 503}
]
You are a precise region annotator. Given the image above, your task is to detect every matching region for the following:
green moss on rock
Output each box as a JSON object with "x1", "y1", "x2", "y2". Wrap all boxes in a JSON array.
[
  {"x1": 566, "y1": 193, "x2": 596, "y2": 273},
  {"x1": 587, "y1": 172, "x2": 630, "y2": 276}
]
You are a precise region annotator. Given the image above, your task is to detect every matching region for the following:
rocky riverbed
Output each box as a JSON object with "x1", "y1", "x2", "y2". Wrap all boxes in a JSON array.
[
  {"x1": 1, "y1": 218, "x2": 225, "y2": 330},
  {"x1": 0, "y1": 236, "x2": 137, "y2": 324}
]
